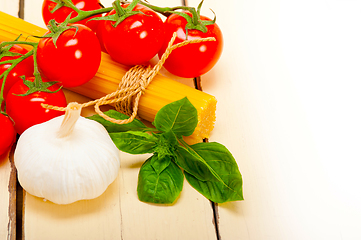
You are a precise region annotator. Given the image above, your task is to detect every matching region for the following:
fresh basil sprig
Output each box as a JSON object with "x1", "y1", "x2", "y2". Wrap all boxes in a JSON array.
[{"x1": 88, "y1": 97, "x2": 243, "y2": 204}]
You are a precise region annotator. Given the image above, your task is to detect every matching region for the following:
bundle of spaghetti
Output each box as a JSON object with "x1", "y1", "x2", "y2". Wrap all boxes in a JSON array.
[{"x1": 0, "y1": 11, "x2": 217, "y2": 143}]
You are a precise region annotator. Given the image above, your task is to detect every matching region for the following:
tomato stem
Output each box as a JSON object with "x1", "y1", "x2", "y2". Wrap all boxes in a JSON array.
[
  {"x1": 50, "y1": 0, "x2": 113, "y2": 24},
  {"x1": 68, "y1": 7, "x2": 114, "y2": 24},
  {"x1": 113, "y1": 0, "x2": 127, "y2": 15},
  {"x1": 0, "y1": 41, "x2": 36, "y2": 108},
  {"x1": 32, "y1": 46, "x2": 42, "y2": 89},
  {"x1": 120, "y1": 0, "x2": 193, "y2": 17},
  {"x1": 0, "y1": 40, "x2": 62, "y2": 101},
  {"x1": 58, "y1": 0, "x2": 81, "y2": 13},
  {"x1": 16, "y1": 45, "x2": 62, "y2": 97},
  {"x1": 42, "y1": 15, "x2": 80, "y2": 48},
  {"x1": 130, "y1": 0, "x2": 214, "y2": 33},
  {"x1": 109, "y1": 0, "x2": 147, "y2": 27}
]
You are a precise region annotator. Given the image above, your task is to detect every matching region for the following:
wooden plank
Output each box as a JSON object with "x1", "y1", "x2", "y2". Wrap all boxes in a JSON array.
[
  {"x1": 0, "y1": 3, "x2": 20, "y2": 240},
  {"x1": 187, "y1": 0, "x2": 361, "y2": 239},
  {"x1": 21, "y1": 0, "x2": 217, "y2": 239},
  {"x1": 0, "y1": 151, "x2": 16, "y2": 240},
  {"x1": 0, "y1": 153, "x2": 10, "y2": 240},
  {"x1": 0, "y1": 0, "x2": 20, "y2": 17}
]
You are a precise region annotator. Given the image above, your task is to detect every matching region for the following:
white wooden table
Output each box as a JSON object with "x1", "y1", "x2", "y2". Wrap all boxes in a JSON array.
[{"x1": 2, "y1": 0, "x2": 361, "y2": 239}]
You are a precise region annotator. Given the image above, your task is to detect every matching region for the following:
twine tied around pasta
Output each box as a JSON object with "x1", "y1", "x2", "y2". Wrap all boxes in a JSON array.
[{"x1": 41, "y1": 32, "x2": 215, "y2": 124}]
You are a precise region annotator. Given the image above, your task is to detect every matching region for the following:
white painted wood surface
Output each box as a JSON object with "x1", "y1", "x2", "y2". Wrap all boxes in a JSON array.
[
  {"x1": 0, "y1": 153, "x2": 13, "y2": 240},
  {"x1": 186, "y1": 0, "x2": 361, "y2": 239},
  {"x1": 2, "y1": 0, "x2": 361, "y2": 239},
  {"x1": 0, "y1": 0, "x2": 19, "y2": 18}
]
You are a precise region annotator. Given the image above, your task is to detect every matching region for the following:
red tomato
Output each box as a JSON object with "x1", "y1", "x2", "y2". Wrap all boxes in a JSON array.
[
  {"x1": 0, "y1": 44, "x2": 34, "y2": 98},
  {"x1": 158, "y1": 12, "x2": 223, "y2": 78},
  {"x1": 95, "y1": 17, "x2": 108, "y2": 53},
  {"x1": 42, "y1": 0, "x2": 102, "y2": 32},
  {"x1": 99, "y1": 4, "x2": 165, "y2": 66},
  {"x1": 0, "y1": 113, "x2": 16, "y2": 157},
  {"x1": 6, "y1": 77, "x2": 67, "y2": 135},
  {"x1": 37, "y1": 24, "x2": 101, "y2": 88}
]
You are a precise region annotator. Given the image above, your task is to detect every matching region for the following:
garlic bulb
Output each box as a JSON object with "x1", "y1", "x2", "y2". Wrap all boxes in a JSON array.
[{"x1": 14, "y1": 102, "x2": 120, "y2": 204}]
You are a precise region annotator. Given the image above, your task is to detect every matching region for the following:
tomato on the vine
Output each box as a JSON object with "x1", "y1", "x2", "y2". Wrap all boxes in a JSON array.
[
  {"x1": 6, "y1": 77, "x2": 67, "y2": 135},
  {"x1": 95, "y1": 17, "x2": 109, "y2": 53},
  {"x1": 158, "y1": 12, "x2": 223, "y2": 78},
  {"x1": 42, "y1": 0, "x2": 103, "y2": 32},
  {"x1": 0, "y1": 113, "x2": 16, "y2": 157},
  {"x1": 98, "y1": 3, "x2": 165, "y2": 66},
  {"x1": 37, "y1": 23, "x2": 101, "y2": 88},
  {"x1": 0, "y1": 44, "x2": 34, "y2": 97}
]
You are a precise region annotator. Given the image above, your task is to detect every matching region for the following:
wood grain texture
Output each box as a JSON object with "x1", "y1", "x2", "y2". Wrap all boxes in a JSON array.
[{"x1": 20, "y1": 0, "x2": 217, "y2": 239}]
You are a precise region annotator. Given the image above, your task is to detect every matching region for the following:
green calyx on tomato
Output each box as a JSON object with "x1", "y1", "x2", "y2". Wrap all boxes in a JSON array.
[
  {"x1": 158, "y1": 10, "x2": 223, "y2": 78},
  {"x1": 167, "y1": 0, "x2": 216, "y2": 35},
  {"x1": 122, "y1": 0, "x2": 215, "y2": 35},
  {"x1": 42, "y1": 15, "x2": 78, "y2": 47},
  {"x1": 96, "y1": 1, "x2": 165, "y2": 66},
  {"x1": 5, "y1": 76, "x2": 67, "y2": 135},
  {"x1": 15, "y1": 76, "x2": 62, "y2": 97},
  {"x1": 37, "y1": 18, "x2": 102, "y2": 87},
  {"x1": 91, "y1": 0, "x2": 144, "y2": 27}
]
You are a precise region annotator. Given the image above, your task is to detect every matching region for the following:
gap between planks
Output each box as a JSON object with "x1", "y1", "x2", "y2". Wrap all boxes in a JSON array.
[
  {"x1": 14, "y1": 1, "x2": 25, "y2": 240},
  {"x1": 8, "y1": 146, "x2": 17, "y2": 240}
]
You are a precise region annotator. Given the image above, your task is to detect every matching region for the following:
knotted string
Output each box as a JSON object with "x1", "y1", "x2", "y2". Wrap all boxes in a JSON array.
[{"x1": 42, "y1": 32, "x2": 215, "y2": 124}]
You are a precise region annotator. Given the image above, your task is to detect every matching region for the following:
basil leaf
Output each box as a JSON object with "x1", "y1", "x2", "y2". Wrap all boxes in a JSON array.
[
  {"x1": 88, "y1": 109, "x2": 149, "y2": 133},
  {"x1": 174, "y1": 145, "x2": 218, "y2": 181},
  {"x1": 109, "y1": 131, "x2": 157, "y2": 154},
  {"x1": 153, "y1": 97, "x2": 198, "y2": 136},
  {"x1": 137, "y1": 156, "x2": 184, "y2": 204},
  {"x1": 150, "y1": 154, "x2": 172, "y2": 175},
  {"x1": 176, "y1": 142, "x2": 243, "y2": 203}
]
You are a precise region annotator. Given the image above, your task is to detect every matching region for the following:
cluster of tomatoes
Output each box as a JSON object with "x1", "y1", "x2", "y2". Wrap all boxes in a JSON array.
[{"x1": 0, "y1": 0, "x2": 223, "y2": 157}]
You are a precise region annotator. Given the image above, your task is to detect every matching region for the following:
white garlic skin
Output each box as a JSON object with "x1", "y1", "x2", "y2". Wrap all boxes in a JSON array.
[{"x1": 14, "y1": 115, "x2": 120, "y2": 205}]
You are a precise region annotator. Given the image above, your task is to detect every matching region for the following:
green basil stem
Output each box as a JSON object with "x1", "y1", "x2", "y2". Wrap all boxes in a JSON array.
[{"x1": 177, "y1": 137, "x2": 195, "y2": 154}]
